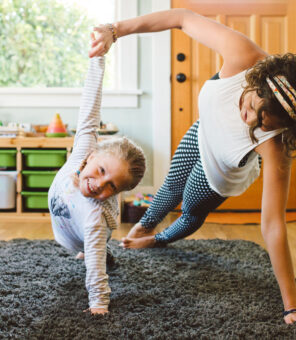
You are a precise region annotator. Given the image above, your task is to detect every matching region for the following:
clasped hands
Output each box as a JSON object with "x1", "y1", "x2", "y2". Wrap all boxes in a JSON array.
[{"x1": 89, "y1": 25, "x2": 114, "y2": 58}]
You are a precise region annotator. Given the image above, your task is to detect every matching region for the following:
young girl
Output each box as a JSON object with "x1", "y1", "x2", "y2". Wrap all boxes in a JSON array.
[
  {"x1": 48, "y1": 56, "x2": 146, "y2": 315},
  {"x1": 89, "y1": 10, "x2": 296, "y2": 323}
]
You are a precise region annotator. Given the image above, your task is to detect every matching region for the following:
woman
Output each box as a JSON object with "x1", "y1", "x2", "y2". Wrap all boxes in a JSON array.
[{"x1": 89, "y1": 9, "x2": 296, "y2": 323}]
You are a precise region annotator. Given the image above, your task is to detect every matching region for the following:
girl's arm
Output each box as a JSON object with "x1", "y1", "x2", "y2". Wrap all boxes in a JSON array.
[
  {"x1": 89, "y1": 9, "x2": 267, "y2": 76},
  {"x1": 70, "y1": 56, "x2": 105, "y2": 161},
  {"x1": 255, "y1": 136, "x2": 296, "y2": 324},
  {"x1": 84, "y1": 211, "x2": 110, "y2": 314}
]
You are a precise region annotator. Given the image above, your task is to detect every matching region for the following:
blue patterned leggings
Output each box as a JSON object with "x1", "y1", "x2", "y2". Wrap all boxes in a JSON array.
[{"x1": 140, "y1": 121, "x2": 227, "y2": 244}]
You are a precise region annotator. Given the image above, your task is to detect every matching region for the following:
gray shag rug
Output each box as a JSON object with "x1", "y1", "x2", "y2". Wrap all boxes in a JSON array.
[{"x1": 1, "y1": 238, "x2": 296, "y2": 339}]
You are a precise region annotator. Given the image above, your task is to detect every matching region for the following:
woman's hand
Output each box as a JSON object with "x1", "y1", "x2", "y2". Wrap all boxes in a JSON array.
[
  {"x1": 284, "y1": 312, "x2": 296, "y2": 324},
  {"x1": 89, "y1": 25, "x2": 114, "y2": 58},
  {"x1": 84, "y1": 307, "x2": 109, "y2": 315}
]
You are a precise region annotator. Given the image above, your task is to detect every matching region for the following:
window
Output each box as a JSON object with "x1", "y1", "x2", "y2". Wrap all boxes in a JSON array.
[{"x1": 0, "y1": 0, "x2": 141, "y2": 107}]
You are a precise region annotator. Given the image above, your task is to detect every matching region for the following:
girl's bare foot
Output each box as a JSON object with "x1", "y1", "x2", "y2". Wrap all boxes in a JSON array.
[
  {"x1": 76, "y1": 252, "x2": 84, "y2": 259},
  {"x1": 126, "y1": 223, "x2": 156, "y2": 239},
  {"x1": 121, "y1": 235, "x2": 156, "y2": 249}
]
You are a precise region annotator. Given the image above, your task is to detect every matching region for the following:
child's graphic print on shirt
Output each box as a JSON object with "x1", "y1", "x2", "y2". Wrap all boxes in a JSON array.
[
  {"x1": 50, "y1": 195, "x2": 71, "y2": 219},
  {"x1": 49, "y1": 178, "x2": 76, "y2": 219}
]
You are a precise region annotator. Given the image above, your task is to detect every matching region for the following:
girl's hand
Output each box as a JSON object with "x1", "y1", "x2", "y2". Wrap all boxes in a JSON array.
[
  {"x1": 89, "y1": 25, "x2": 114, "y2": 58},
  {"x1": 84, "y1": 307, "x2": 109, "y2": 315}
]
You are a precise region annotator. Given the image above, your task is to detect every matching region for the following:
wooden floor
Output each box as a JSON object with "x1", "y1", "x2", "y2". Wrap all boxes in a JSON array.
[{"x1": 1, "y1": 212, "x2": 296, "y2": 273}]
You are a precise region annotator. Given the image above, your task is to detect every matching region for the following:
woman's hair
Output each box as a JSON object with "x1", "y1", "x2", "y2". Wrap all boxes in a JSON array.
[
  {"x1": 242, "y1": 52, "x2": 296, "y2": 156},
  {"x1": 73, "y1": 137, "x2": 146, "y2": 191}
]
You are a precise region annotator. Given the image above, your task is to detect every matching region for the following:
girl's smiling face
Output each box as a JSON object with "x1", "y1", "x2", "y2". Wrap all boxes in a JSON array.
[
  {"x1": 78, "y1": 152, "x2": 131, "y2": 201},
  {"x1": 240, "y1": 90, "x2": 282, "y2": 131}
]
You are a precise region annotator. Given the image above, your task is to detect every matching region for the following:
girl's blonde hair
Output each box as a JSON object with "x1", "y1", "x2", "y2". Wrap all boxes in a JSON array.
[{"x1": 73, "y1": 137, "x2": 146, "y2": 191}]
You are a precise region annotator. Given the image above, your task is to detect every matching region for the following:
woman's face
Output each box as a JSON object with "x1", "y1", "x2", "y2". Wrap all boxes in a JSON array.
[
  {"x1": 240, "y1": 90, "x2": 281, "y2": 131},
  {"x1": 79, "y1": 152, "x2": 131, "y2": 201}
]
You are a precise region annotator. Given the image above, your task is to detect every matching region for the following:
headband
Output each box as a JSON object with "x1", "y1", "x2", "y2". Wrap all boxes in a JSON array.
[{"x1": 266, "y1": 75, "x2": 296, "y2": 119}]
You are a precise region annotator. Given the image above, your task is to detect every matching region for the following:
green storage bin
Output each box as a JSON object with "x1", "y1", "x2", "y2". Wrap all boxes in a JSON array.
[
  {"x1": 0, "y1": 149, "x2": 17, "y2": 168},
  {"x1": 21, "y1": 191, "x2": 48, "y2": 209},
  {"x1": 22, "y1": 149, "x2": 67, "y2": 168},
  {"x1": 22, "y1": 170, "x2": 57, "y2": 189}
]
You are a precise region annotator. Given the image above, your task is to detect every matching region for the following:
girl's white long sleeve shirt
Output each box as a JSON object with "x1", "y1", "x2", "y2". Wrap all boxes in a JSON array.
[{"x1": 48, "y1": 57, "x2": 118, "y2": 310}]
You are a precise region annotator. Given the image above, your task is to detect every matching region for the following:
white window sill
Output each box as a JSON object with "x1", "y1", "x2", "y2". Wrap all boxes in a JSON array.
[{"x1": 0, "y1": 88, "x2": 144, "y2": 108}]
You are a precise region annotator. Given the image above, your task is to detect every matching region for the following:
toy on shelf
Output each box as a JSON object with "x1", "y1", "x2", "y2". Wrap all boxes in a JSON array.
[
  {"x1": 46, "y1": 113, "x2": 67, "y2": 137},
  {"x1": 126, "y1": 193, "x2": 154, "y2": 207},
  {"x1": 97, "y1": 121, "x2": 119, "y2": 135},
  {"x1": 0, "y1": 122, "x2": 33, "y2": 137}
]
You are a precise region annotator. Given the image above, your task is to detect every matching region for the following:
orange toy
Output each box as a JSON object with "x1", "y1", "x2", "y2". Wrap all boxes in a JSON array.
[{"x1": 46, "y1": 113, "x2": 67, "y2": 137}]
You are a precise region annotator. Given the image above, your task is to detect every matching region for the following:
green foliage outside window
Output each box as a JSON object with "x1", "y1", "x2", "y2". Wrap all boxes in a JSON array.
[{"x1": 0, "y1": 0, "x2": 113, "y2": 88}]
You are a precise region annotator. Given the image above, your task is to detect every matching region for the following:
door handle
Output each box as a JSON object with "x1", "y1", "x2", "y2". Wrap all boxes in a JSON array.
[
  {"x1": 176, "y1": 73, "x2": 186, "y2": 83},
  {"x1": 177, "y1": 53, "x2": 185, "y2": 61}
]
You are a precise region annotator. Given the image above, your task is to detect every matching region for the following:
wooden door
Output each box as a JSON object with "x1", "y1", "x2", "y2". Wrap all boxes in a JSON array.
[{"x1": 171, "y1": 0, "x2": 296, "y2": 210}]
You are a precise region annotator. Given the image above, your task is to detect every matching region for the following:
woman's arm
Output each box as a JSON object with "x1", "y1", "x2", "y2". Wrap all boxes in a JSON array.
[
  {"x1": 89, "y1": 9, "x2": 267, "y2": 76},
  {"x1": 255, "y1": 136, "x2": 296, "y2": 324}
]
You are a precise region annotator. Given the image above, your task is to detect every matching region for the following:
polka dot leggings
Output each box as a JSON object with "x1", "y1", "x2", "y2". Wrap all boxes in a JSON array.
[{"x1": 140, "y1": 120, "x2": 227, "y2": 244}]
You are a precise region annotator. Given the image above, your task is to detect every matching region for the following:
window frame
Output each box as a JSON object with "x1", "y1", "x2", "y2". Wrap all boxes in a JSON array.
[{"x1": 0, "y1": 0, "x2": 142, "y2": 108}]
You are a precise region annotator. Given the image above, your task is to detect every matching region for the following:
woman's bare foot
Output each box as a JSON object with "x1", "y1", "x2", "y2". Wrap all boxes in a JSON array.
[
  {"x1": 121, "y1": 235, "x2": 156, "y2": 249},
  {"x1": 76, "y1": 251, "x2": 84, "y2": 260},
  {"x1": 126, "y1": 223, "x2": 156, "y2": 239}
]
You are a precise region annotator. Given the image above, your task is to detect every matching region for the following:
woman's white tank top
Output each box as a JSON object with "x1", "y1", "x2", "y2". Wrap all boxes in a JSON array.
[{"x1": 198, "y1": 70, "x2": 283, "y2": 197}]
